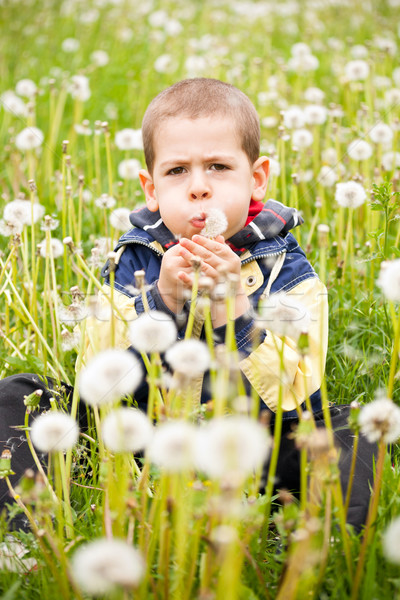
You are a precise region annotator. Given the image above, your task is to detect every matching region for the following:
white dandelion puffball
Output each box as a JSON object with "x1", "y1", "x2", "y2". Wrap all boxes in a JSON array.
[
  {"x1": 38, "y1": 238, "x2": 64, "y2": 259},
  {"x1": 291, "y1": 128, "x2": 313, "y2": 149},
  {"x1": 269, "y1": 158, "x2": 281, "y2": 177},
  {"x1": 1, "y1": 91, "x2": 27, "y2": 117},
  {"x1": 61, "y1": 37, "x2": 80, "y2": 52},
  {"x1": 345, "y1": 59, "x2": 370, "y2": 81},
  {"x1": 15, "y1": 127, "x2": 44, "y2": 151},
  {"x1": 381, "y1": 152, "x2": 400, "y2": 171},
  {"x1": 318, "y1": 166, "x2": 337, "y2": 188},
  {"x1": 31, "y1": 412, "x2": 79, "y2": 453},
  {"x1": 90, "y1": 49, "x2": 109, "y2": 67},
  {"x1": 79, "y1": 349, "x2": 143, "y2": 406},
  {"x1": 118, "y1": 158, "x2": 141, "y2": 180},
  {"x1": 200, "y1": 208, "x2": 228, "y2": 238},
  {"x1": 304, "y1": 87, "x2": 325, "y2": 103},
  {"x1": 72, "y1": 539, "x2": 144, "y2": 595},
  {"x1": 335, "y1": 181, "x2": 367, "y2": 209},
  {"x1": 102, "y1": 408, "x2": 153, "y2": 453},
  {"x1": 287, "y1": 54, "x2": 319, "y2": 72},
  {"x1": 115, "y1": 128, "x2": 143, "y2": 151},
  {"x1": 4, "y1": 199, "x2": 45, "y2": 225},
  {"x1": 369, "y1": 122, "x2": 394, "y2": 145},
  {"x1": 304, "y1": 104, "x2": 328, "y2": 125},
  {"x1": 348, "y1": 139, "x2": 373, "y2": 161},
  {"x1": 166, "y1": 339, "x2": 210, "y2": 378},
  {"x1": 383, "y1": 517, "x2": 400, "y2": 564},
  {"x1": 351, "y1": 44, "x2": 369, "y2": 59},
  {"x1": 195, "y1": 416, "x2": 270, "y2": 481},
  {"x1": 257, "y1": 292, "x2": 311, "y2": 340},
  {"x1": 0, "y1": 219, "x2": 23, "y2": 236},
  {"x1": 110, "y1": 207, "x2": 132, "y2": 231},
  {"x1": 15, "y1": 78, "x2": 37, "y2": 98},
  {"x1": 154, "y1": 53, "x2": 177, "y2": 74},
  {"x1": 283, "y1": 106, "x2": 305, "y2": 129},
  {"x1": 377, "y1": 259, "x2": 400, "y2": 302},
  {"x1": 69, "y1": 75, "x2": 91, "y2": 102},
  {"x1": 129, "y1": 311, "x2": 177, "y2": 354},
  {"x1": 148, "y1": 420, "x2": 197, "y2": 472},
  {"x1": 359, "y1": 397, "x2": 400, "y2": 443},
  {"x1": 95, "y1": 194, "x2": 117, "y2": 209}
]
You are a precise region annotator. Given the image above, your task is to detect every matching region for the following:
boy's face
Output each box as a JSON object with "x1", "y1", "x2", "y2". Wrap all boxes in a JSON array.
[{"x1": 139, "y1": 116, "x2": 269, "y2": 240}]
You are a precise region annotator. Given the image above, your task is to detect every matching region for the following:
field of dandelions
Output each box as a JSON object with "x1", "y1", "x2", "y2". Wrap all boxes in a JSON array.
[{"x1": 0, "y1": 0, "x2": 400, "y2": 598}]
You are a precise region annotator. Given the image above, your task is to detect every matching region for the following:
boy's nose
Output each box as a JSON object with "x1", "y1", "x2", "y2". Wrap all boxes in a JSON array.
[{"x1": 188, "y1": 171, "x2": 211, "y2": 200}]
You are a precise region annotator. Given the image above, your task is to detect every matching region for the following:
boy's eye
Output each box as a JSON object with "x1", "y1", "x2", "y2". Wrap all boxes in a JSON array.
[
  {"x1": 167, "y1": 166, "x2": 186, "y2": 175},
  {"x1": 210, "y1": 164, "x2": 228, "y2": 171}
]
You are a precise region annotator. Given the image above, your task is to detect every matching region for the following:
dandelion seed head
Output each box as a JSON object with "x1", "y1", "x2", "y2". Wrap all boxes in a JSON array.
[
  {"x1": 72, "y1": 539, "x2": 144, "y2": 595},
  {"x1": 31, "y1": 411, "x2": 79, "y2": 453},
  {"x1": 4, "y1": 199, "x2": 45, "y2": 225},
  {"x1": 95, "y1": 194, "x2": 117, "y2": 209},
  {"x1": 90, "y1": 49, "x2": 109, "y2": 66},
  {"x1": 110, "y1": 207, "x2": 132, "y2": 231},
  {"x1": 117, "y1": 158, "x2": 141, "y2": 180},
  {"x1": 148, "y1": 421, "x2": 197, "y2": 472},
  {"x1": 166, "y1": 339, "x2": 210, "y2": 378},
  {"x1": 200, "y1": 208, "x2": 228, "y2": 238},
  {"x1": 195, "y1": 416, "x2": 270, "y2": 482},
  {"x1": 61, "y1": 37, "x2": 80, "y2": 52},
  {"x1": 377, "y1": 259, "x2": 400, "y2": 302},
  {"x1": 268, "y1": 158, "x2": 281, "y2": 177},
  {"x1": 283, "y1": 106, "x2": 305, "y2": 129},
  {"x1": 69, "y1": 75, "x2": 91, "y2": 102},
  {"x1": 304, "y1": 104, "x2": 327, "y2": 125},
  {"x1": 304, "y1": 87, "x2": 325, "y2": 104},
  {"x1": 58, "y1": 300, "x2": 87, "y2": 325},
  {"x1": 256, "y1": 291, "x2": 311, "y2": 340},
  {"x1": 348, "y1": 139, "x2": 373, "y2": 161},
  {"x1": 321, "y1": 147, "x2": 337, "y2": 165},
  {"x1": 61, "y1": 328, "x2": 80, "y2": 352},
  {"x1": 291, "y1": 128, "x2": 313, "y2": 149},
  {"x1": 335, "y1": 181, "x2": 367, "y2": 209},
  {"x1": 102, "y1": 408, "x2": 153, "y2": 453},
  {"x1": 288, "y1": 54, "x2": 319, "y2": 72},
  {"x1": 129, "y1": 311, "x2": 177, "y2": 354},
  {"x1": 381, "y1": 151, "x2": 400, "y2": 171},
  {"x1": 40, "y1": 215, "x2": 59, "y2": 231},
  {"x1": 38, "y1": 237, "x2": 64, "y2": 259},
  {"x1": 1, "y1": 91, "x2": 27, "y2": 116},
  {"x1": 15, "y1": 78, "x2": 37, "y2": 98},
  {"x1": 359, "y1": 396, "x2": 400, "y2": 443},
  {"x1": 154, "y1": 53, "x2": 177, "y2": 74},
  {"x1": 345, "y1": 59, "x2": 370, "y2": 81},
  {"x1": 369, "y1": 122, "x2": 394, "y2": 145},
  {"x1": 115, "y1": 128, "x2": 143, "y2": 151},
  {"x1": 15, "y1": 126, "x2": 44, "y2": 151},
  {"x1": 318, "y1": 166, "x2": 337, "y2": 187},
  {"x1": 351, "y1": 44, "x2": 369, "y2": 59},
  {"x1": 0, "y1": 218, "x2": 23, "y2": 236},
  {"x1": 79, "y1": 349, "x2": 143, "y2": 406},
  {"x1": 383, "y1": 517, "x2": 400, "y2": 563}
]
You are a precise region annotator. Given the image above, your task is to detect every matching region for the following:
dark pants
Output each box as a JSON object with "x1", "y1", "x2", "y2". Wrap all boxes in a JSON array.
[{"x1": 0, "y1": 374, "x2": 377, "y2": 533}]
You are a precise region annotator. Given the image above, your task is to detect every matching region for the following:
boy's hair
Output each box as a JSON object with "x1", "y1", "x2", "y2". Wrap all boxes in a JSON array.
[{"x1": 142, "y1": 78, "x2": 260, "y2": 173}]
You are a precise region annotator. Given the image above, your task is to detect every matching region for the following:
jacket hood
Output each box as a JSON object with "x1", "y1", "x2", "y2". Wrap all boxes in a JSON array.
[{"x1": 129, "y1": 199, "x2": 303, "y2": 252}]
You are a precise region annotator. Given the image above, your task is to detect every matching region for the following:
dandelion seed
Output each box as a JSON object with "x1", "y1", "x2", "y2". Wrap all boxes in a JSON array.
[
  {"x1": 58, "y1": 299, "x2": 87, "y2": 325},
  {"x1": 30, "y1": 411, "x2": 79, "y2": 453},
  {"x1": 115, "y1": 128, "x2": 143, "y2": 151},
  {"x1": 4, "y1": 199, "x2": 45, "y2": 225},
  {"x1": 74, "y1": 122, "x2": 92, "y2": 136},
  {"x1": 359, "y1": 396, "x2": 400, "y2": 443},
  {"x1": 38, "y1": 238, "x2": 64, "y2": 259},
  {"x1": 195, "y1": 416, "x2": 270, "y2": 482},
  {"x1": 82, "y1": 189, "x2": 93, "y2": 203},
  {"x1": 351, "y1": 44, "x2": 369, "y2": 59},
  {"x1": 381, "y1": 151, "x2": 400, "y2": 171},
  {"x1": 321, "y1": 147, "x2": 337, "y2": 165},
  {"x1": 0, "y1": 91, "x2": 27, "y2": 117},
  {"x1": 148, "y1": 421, "x2": 197, "y2": 472},
  {"x1": 304, "y1": 104, "x2": 328, "y2": 125},
  {"x1": 95, "y1": 194, "x2": 117, "y2": 209},
  {"x1": 185, "y1": 55, "x2": 209, "y2": 77},
  {"x1": 382, "y1": 517, "x2": 400, "y2": 563},
  {"x1": 283, "y1": 106, "x2": 305, "y2": 129},
  {"x1": 72, "y1": 539, "x2": 144, "y2": 595},
  {"x1": 61, "y1": 38, "x2": 80, "y2": 52},
  {"x1": 369, "y1": 122, "x2": 394, "y2": 145},
  {"x1": 154, "y1": 53, "x2": 177, "y2": 74},
  {"x1": 40, "y1": 215, "x2": 59, "y2": 231},
  {"x1": 384, "y1": 88, "x2": 400, "y2": 108},
  {"x1": 166, "y1": 339, "x2": 210, "y2": 378},
  {"x1": 129, "y1": 311, "x2": 177, "y2": 354},
  {"x1": 69, "y1": 75, "x2": 91, "y2": 102},
  {"x1": 304, "y1": 87, "x2": 325, "y2": 103},
  {"x1": 257, "y1": 291, "x2": 311, "y2": 340},
  {"x1": 287, "y1": 54, "x2": 319, "y2": 72},
  {"x1": 90, "y1": 50, "x2": 109, "y2": 66},
  {"x1": 102, "y1": 408, "x2": 153, "y2": 453},
  {"x1": 345, "y1": 59, "x2": 370, "y2": 81},
  {"x1": 200, "y1": 208, "x2": 228, "y2": 238},
  {"x1": 148, "y1": 9, "x2": 169, "y2": 27},
  {"x1": 61, "y1": 328, "x2": 80, "y2": 352},
  {"x1": 291, "y1": 42, "x2": 311, "y2": 57},
  {"x1": 15, "y1": 78, "x2": 37, "y2": 98},
  {"x1": 318, "y1": 166, "x2": 337, "y2": 187},
  {"x1": 15, "y1": 127, "x2": 44, "y2": 151},
  {"x1": 377, "y1": 259, "x2": 400, "y2": 302},
  {"x1": 79, "y1": 349, "x2": 143, "y2": 407},
  {"x1": 0, "y1": 218, "x2": 23, "y2": 236},
  {"x1": 164, "y1": 18, "x2": 183, "y2": 36},
  {"x1": 110, "y1": 207, "x2": 132, "y2": 231},
  {"x1": 118, "y1": 158, "x2": 141, "y2": 180},
  {"x1": 335, "y1": 181, "x2": 367, "y2": 209},
  {"x1": 348, "y1": 139, "x2": 373, "y2": 161},
  {"x1": 291, "y1": 128, "x2": 313, "y2": 149}
]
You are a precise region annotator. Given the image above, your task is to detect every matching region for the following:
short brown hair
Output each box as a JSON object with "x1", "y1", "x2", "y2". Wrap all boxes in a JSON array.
[{"x1": 142, "y1": 78, "x2": 260, "y2": 174}]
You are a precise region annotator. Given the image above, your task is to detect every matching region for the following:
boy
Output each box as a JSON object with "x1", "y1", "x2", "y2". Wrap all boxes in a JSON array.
[{"x1": 0, "y1": 78, "x2": 375, "y2": 531}]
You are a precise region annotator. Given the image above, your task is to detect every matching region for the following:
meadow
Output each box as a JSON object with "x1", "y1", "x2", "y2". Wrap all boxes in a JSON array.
[{"x1": 0, "y1": 0, "x2": 400, "y2": 598}]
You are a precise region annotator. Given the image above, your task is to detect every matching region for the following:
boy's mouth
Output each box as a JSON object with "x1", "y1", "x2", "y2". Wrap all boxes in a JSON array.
[{"x1": 189, "y1": 212, "x2": 207, "y2": 229}]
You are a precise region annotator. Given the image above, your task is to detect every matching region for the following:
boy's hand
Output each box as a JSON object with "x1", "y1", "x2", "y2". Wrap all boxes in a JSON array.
[
  {"x1": 157, "y1": 244, "x2": 195, "y2": 313},
  {"x1": 178, "y1": 234, "x2": 250, "y2": 326}
]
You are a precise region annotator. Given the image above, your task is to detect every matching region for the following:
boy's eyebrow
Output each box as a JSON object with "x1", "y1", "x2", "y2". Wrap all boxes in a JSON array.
[{"x1": 159, "y1": 154, "x2": 237, "y2": 169}]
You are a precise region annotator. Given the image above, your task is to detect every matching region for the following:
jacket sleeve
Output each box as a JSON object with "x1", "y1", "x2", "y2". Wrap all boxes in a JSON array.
[{"x1": 237, "y1": 276, "x2": 328, "y2": 413}]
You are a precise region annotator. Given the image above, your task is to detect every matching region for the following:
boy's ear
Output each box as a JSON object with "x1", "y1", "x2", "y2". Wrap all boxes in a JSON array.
[
  {"x1": 251, "y1": 156, "x2": 270, "y2": 202},
  {"x1": 139, "y1": 169, "x2": 159, "y2": 212}
]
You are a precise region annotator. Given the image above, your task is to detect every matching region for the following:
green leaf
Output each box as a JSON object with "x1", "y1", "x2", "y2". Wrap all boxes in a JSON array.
[{"x1": 0, "y1": 581, "x2": 22, "y2": 600}]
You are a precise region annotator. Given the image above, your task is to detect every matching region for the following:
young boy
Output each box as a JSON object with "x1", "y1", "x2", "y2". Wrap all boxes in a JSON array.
[{"x1": 0, "y1": 78, "x2": 375, "y2": 532}]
